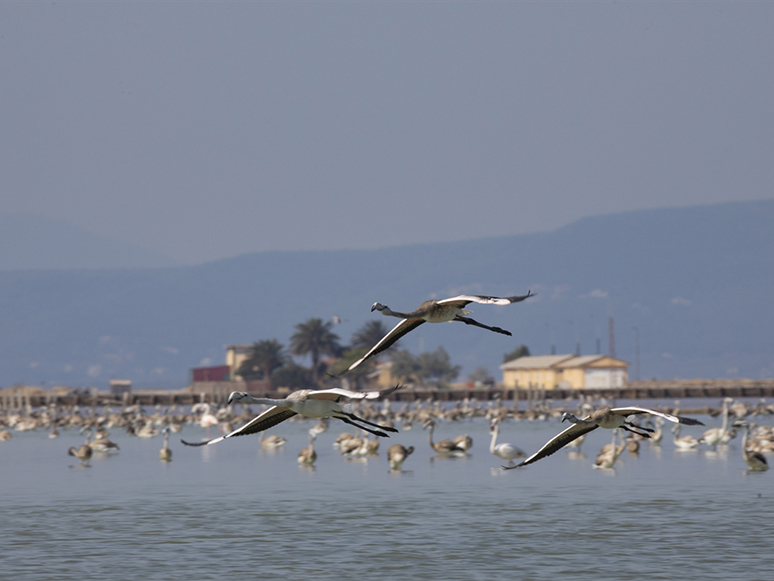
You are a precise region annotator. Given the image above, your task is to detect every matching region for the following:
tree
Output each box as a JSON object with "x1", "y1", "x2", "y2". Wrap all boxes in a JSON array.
[
  {"x1": 327, "y1": 347, "x2": 372, "y2": 390},
  {"x1": 270, "y1": 362, "x2": 314, "y2": 390},
  {"x1": 416, "y1": 346, "x2": 460, "y2": 387},
  {"x1": 325, "y1": 320, "x2": 394, "y2": 388},
  {"x1": 351, "y1": 320, "x2": 391, "y2": 352},
  {"x1": 389, "y1": 350, "x2": 420, "y2": 384},
  {"x1": 468, "y1": 365, "x2": 495, "y2": 387},
  {"x1": 236, "y1": 339, "x2": 287, "y2": 386},
  {"x1": 388, "y1": 347, "x2": 461, "y2": 387},
  {"x1": 503, "y1": 344, "x2": 530, "y2": 364},
  {"x1": 290, "y1": 318, "x2": 342, "y2": 384}
]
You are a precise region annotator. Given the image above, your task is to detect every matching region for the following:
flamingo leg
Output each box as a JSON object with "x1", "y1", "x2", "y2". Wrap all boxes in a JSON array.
[
  {"x1": 624, "y1": 420, "x2": 654, "y2": 433},
  {"x1": 453, "y1": 316, "x2": 512, "y2": 336},
  {"x1": 622, "y1": 423, "x2": 652, "y2": 438},
  {"x1": 342, "y1": 412, "x2": 399, "y2": 433},
  {"x1": 336, "y1": 416, "x2": 389, "y2": 438}
]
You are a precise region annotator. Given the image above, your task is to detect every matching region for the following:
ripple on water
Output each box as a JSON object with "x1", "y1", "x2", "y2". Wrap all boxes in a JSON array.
[{"x1": 1, "y1": 419, "x2": 772, "y2": 581}]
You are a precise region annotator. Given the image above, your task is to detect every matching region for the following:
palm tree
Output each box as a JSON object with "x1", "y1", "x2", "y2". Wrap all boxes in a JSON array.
[
  {"x1": 351, "y1": 320, "x2": 391, "y2": 352},
  {"x1": 237, "y1": 339, "x2": 287, "y2": 387},
  {"x1": 290, "y1": 318, "x2": 341, "y2": 384},
  {"x1": 335, "y1": 320, "x2": 393, "y2": 384},
  {"x1": 270, "y1": 362, "x2": 314, "y2": 390}
]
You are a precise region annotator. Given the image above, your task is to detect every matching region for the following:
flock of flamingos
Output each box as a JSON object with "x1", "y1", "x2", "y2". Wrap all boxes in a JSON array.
[
  {"x1": 0, "y1": 387, "x2": 772, "y2": 476},
  {"x1": 1, "y1": 291, "x2": 772, "y2": 474}
]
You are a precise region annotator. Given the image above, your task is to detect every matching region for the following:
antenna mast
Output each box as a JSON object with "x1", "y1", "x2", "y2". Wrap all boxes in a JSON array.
[{"x1": 608, "y1": 316, "x2": 616, "y2": 358}]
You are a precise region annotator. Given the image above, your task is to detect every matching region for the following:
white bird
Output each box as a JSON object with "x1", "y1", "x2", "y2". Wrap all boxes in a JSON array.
[
  {"x1": 593, "y1": 429, "x2": 625, "y2": 470},
  {"x1": 503, "y1": 406, "x2": 704, "y2": 469},
  {"x1": 68, "y1": 431, "x2": 93, "y2": 465},
  {"x1": 424, "y1": 419, "x2": 470, "y2": 455},
  {"x1": 489, "y1": 419, "x2": 525, "y2": 466},
  {"x1": 735, "y1": 421, "x2": 769, "y2": 472},
  {"x1": 366, "y1": 435, "x2": 380, "y2": 456},
  {"x1": 333, "y1": 431, "x2": 358, "y2": 449},
  {"x1": 699, "y1": 397, "x2": 733, "y2": 449},
  {"x1": 181, "y1": 385, "x2": 401, "y2": 447},
  {"x1": 298, "y1": 431, "x2": 317, "y2": 466},
  {"x1": 672, "y1": 423, "x2": 700, "y2": 450},
  {"x1": 626, "y1": 433, "x2": 640, "y2": 455},
  {"x1": 310, "y1": 418, "x2": 329, "y2": 436},
  {"x1": 346, "y1": 291, "x2": 534, "y2": 372},
  {"x1": 646, "y1": 417, "x2": 665, "y2": 445},
  {"x1": 452, "y1": 433, "x2": 474, "y2": 452},
  {"x1": 387, "y1": 444, "x2": 414, "y2": 471},
  {"x1": 193, "y1": 403, "x2": 220, "y2": 439},
  {"x1": 89, "y1": 434, "x2": 120, "y2": 454},
  {"x1": 136, "y1": 423, "x2": 159, "y2": 439},
  {"x1": 159, "y1": 427, "x2": 172, "y2": 462},
  {"x1": 259, "y1": 430, "x2": 287, "y2": 450},
  {"x1": 339, "y1": 435, "x2": 366, "y2": 456}
]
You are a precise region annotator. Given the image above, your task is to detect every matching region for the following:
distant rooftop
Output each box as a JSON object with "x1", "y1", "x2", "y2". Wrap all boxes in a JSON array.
[
  {"x1": 500, "y1": 355, "x2": 574, "y2": 370},
  {"x1": 501, "y1": 354, "x2": 628, "y2": 370}
]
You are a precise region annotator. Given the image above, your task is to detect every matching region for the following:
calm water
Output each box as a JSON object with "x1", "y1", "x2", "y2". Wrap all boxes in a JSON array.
[{"x1": 1, "y1": 405, "x2": 771, "y2": 581}]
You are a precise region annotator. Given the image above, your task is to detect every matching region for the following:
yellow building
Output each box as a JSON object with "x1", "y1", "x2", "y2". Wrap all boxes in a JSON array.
[
  {"x1": 501, "y1": 354, "x2": 629, "y2": 390},
  {"x1": 226, "y1": 345, "x2": 253, "y2": 380},
  {"x1": 372, "y1": 360, "x2": 397, "y2": 388}
]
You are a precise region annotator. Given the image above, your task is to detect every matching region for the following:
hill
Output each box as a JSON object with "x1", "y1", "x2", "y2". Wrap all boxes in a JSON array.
[
  {"x1": 1, "y1": 200, "x2": 772, "y2": 388},
  {"x1": 0, "y1": 213, "x2": 179, "y2": 270}
]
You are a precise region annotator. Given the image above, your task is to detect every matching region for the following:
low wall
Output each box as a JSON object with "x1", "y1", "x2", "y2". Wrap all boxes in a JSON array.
[{"x1": 6, "y1": 379, "x2": 774, "y2": 408}]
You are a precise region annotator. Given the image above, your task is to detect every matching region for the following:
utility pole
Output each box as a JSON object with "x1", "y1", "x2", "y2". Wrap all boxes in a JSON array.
[
  {"x1": 569, "y1": 320, "x2": 580, "y2": 356},
  {"x1": 632, "y1": 325, "x2": 640, "y2": 381},
  {"x1": 591, "y1": 313, "x2": 601, "y2": 355},
  {"x1": 608, "y1": 316, "x2": 616, "y2": 358}
]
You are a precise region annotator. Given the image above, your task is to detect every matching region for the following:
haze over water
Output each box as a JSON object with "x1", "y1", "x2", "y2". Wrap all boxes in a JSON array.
[{"x1": 2, "y1": 402, "x2": 771, "y2": 581}]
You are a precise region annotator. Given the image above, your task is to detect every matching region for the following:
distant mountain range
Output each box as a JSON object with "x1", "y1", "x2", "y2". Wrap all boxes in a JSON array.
[
  {"x1": 1, "y1": 200, "x2": 772, "y2": 389},
  {"x1": 0, "y1": 213, "x2": 179, "y2": 270}
]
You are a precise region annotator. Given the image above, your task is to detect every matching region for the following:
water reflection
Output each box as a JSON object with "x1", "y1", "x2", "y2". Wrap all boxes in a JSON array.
[
  {"x1": 565, "y1": 450, "x2": 587, "y2": 461},
  {"x1": 388, "y1": 468, "x2": 414, "y2": 476}
]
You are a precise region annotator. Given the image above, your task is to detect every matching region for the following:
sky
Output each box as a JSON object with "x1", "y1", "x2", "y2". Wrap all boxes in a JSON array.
[{"x1": 2, "y1": 1, "x2": 773, "y2": 265}]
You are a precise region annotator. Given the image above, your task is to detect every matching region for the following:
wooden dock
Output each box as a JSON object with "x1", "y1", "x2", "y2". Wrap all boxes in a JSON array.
[{"x1": 4, "y1": 379, "x2": 774, "y2": 409}]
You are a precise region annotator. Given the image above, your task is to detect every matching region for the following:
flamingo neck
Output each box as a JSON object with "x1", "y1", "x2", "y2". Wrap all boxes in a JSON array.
[
  {"x1": 489, "y1": 426, "x2": 499, "y2": 454},
  {"x1": 242, "y1": 396, "x2": 283, "y2": 406},
  {"x1": 380, "y1": 306, "x2": 415, "y2": 319},
  {"x1": 564, "y1": 413, "x2": 589, "y2": 426},
  {"x1": 720, "y1": 403, "x2": 730, "y2": 432}
]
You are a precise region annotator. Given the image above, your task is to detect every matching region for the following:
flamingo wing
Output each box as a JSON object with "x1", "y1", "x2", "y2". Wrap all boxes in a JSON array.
[
  {"x1": 503, "y1": 422, "x2": 600, "y2": 469},
  {"x1": 346, "y1": 318, "x2": 425, "y2": 372},
  {"x1": 612, "y1": 406, "x2": 704, "y2": 426},
  {"x1": 181, "y1": 406, "x2": 298, "y2": 446},
  {"x1": 312, "y1": 384, "x2": 402, "y2": 401},
  {"x1": 438, "y1": 291, "x2": 534, "y2": 307}
]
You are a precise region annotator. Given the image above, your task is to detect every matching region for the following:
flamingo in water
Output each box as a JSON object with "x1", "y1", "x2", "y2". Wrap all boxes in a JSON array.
[{"x1": 489, "y1": 418, "x2": 525, "y2": 467}]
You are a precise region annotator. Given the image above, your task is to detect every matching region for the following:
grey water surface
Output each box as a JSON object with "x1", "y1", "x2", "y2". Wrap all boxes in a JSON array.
[{"x1": 1, "y1": 410, "x2": 771, "y2": 581}]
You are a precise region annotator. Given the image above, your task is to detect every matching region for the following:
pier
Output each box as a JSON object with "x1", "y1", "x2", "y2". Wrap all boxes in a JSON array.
[{"x1": 3, "y1": 378, "x2": 774, "y2": 410}]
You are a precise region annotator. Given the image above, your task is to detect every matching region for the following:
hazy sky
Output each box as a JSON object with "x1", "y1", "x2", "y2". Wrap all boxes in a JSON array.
[{"x1": 2, "y1": 1, "x2": 773, "y2": 265}]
